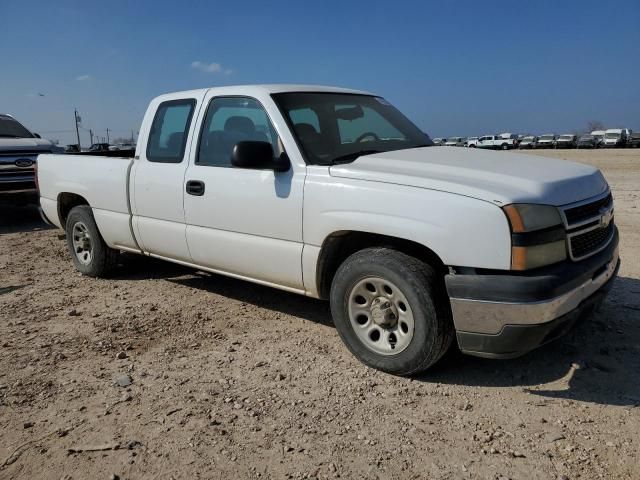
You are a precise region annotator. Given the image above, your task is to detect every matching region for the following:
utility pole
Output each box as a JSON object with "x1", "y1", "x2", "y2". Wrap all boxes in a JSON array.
[
  {"x1": 106, "y1": 128, "x2": 110, "y2": 144},
  {"x1": 74, "y1": 109, "x2": 81, "y2": 150},
  {"x1": 89, "y1": 129, "x2": 94, "y2": 145},
  {"x1": 131, "y1": 129, "x2": 134, "y2": 143}
]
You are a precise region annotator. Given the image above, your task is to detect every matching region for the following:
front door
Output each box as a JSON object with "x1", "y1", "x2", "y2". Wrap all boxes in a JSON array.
[{"x1": 183, "y1": 95, "x2": 305, "y2": 291}]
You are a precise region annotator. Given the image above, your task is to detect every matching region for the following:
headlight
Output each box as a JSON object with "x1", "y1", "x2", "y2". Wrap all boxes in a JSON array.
[{"x1": 503, "y1": 204, "x2": 567, "y2": 270}]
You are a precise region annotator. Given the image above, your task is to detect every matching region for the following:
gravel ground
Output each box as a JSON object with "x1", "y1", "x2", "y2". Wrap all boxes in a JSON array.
[{"x1": 0, "y1": 149, "x2": 638, "y2": 480}]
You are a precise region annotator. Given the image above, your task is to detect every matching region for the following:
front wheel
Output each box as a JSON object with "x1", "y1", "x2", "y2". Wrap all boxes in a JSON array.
[
  {"x1": 330, "y1": 248, "x2": 454, "y2": 375},
  {"x1": 65, "y1": 205, "x2": 119, "y2": 277}
]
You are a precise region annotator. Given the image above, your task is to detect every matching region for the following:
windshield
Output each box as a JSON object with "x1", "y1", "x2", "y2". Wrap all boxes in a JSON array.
[
  {"x1": 540, "y1": 135, "x2": 554, "y2": 140},
  {"x1": 605, "y1": 132, "x2": 620, "y2": 138},
  {"x1": 0, "y1": 116, "x2": 34, "y2": 138},
  {"x1": 560, "y1": 135, "x2": 573, "y2": 140},
  {"x1": 580, "y1": 135, "x2": 594, "y2": 140},
  {"x1": 522, "y1": 136, "x2": 535, "y2": 141},
  {"x1": 272, "y1": 92, "x2": 431, "y2": 165}
]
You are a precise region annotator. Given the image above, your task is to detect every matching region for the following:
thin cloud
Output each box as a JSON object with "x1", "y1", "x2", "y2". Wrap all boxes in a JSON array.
[
  {"x1": 76, "y1": 74, "x2": 91, "y2": 81},
  {"x1": 191, "y1": 61, "x2": 233, "y2": 75}
]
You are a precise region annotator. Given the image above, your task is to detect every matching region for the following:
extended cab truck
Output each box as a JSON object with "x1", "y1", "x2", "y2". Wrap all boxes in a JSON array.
[
  {"x1": 0, "y1": 113, "x2": 63, "y2": 200},
  {"x1": 37, "y1": 85, "x2": 620, "y2": 375}
]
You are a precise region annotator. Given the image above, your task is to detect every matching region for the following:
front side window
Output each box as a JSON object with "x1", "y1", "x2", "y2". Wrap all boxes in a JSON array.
[
  {"x1": 273, "y1": 92, "x2": 431, "y2": 165},
  {"x1": 146, "y1": 99, "x2": 196, "y2": 163},
  {"x1": 197, "y1": 97, "x2": 282, "y2": 167}
]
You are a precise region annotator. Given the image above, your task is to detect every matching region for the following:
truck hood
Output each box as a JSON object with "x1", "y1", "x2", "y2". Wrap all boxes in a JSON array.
[
  {"x1": 329, "y1": 147, "x2": 608, "y2": 206},
  {"x1": 0, "y1": 137, "x2": 56, "y2": 152}
]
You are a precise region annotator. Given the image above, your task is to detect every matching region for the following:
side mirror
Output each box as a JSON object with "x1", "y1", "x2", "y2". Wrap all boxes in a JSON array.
[{"x1": 231, "y1": 141, "x2": 290, "y2": 172}]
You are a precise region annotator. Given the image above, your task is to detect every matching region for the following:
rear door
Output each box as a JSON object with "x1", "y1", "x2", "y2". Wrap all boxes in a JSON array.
[
  {"x1": 130, "y1": 94, "x2": 202, "y2": 261},
  {"x1": 182, "y1": 94, "x2": 305, "y2": 291}
]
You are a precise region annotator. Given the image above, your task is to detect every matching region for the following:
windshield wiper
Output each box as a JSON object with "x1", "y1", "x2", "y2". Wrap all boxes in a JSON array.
[{"x1": 330, "y1": 149, "x2": 382, "y2": 165}]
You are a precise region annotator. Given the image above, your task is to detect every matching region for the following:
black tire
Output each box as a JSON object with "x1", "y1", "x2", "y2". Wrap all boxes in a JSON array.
[
  {"x1": 65, "y1": 205, "x2": 119, "y2": 277},
  {"x1": 501, "y1": 143, "x2": 508, "y2": 150},
  {"x1": 329, "y1": 248, "x2": 454, "y2": 376}
]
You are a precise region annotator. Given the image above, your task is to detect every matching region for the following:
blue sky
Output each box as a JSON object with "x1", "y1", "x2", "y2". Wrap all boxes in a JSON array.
[{"x1": 2, "y1": 0, "x2": 639, "y2": 145}]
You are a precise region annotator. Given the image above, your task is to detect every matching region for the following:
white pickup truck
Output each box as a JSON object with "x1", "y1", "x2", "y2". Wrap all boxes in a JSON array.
[
  {"x1": 37, "y1": 85, "x2": 620, "y2": 375},
  {"x1": 476, "y1": 134, "x2": 517, "y2": 150}
]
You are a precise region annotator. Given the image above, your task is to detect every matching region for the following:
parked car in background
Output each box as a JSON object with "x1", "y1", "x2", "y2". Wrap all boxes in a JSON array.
[
  {"x1": 65, "y1": 144, "x2": 80, "y2": 153},
  {"x1": 37, "y1": 84, "x2": 620, "y2": 375},
  {"x1": 465, "y1": 137, "x2": 478, "y2": 147},
  {"x1": 88, "y1": 143, "x2": 111, "y2": 152},
  {"x1": 603, "y1": 129, "x2": 626, "y2": 148},
  {"x1": 627, "y1": 132, "x2": 640, "y2": 148},
  {"x1": 88, "y1": 143, "x2": 110, "y2": 152},
  {"x1": 499, "y1": 133, "x2": 521, "y2": 148},
  {"x1": 444, "y1": 137, "x2": 464, "y2": 147},
  {"x1": 518, "y1": 136, "x2": 538, "y2": 149},
  {"x1": 109, "y1": 142, "x2": 136, "y2": 151},
  {"x1": 556, "y1": 134, "x2": 577, "y2": 149},
  {"x1": 477, "y1": 135, "x2": 516, "y2": 150},
  {"x1": 536, "y1": 134, "x2": 557, "y2": 149},
  {"x1": 432, "y1": 137, "x2": 445, "y2": 145},
  {"x1": 0, "y1": 113, "x2": 63, "y2": 201},
  {"x1": 591, "y1": 130, "x2": 605, "y2": 148},
  {"x1": 577, "y1": 134, "x2": 599, "y2": 149}
]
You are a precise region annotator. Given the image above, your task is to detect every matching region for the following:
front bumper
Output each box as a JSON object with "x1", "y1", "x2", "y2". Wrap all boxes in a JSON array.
[{"x1": 445, "y1": 229, "x2": 620, "y2": 358}]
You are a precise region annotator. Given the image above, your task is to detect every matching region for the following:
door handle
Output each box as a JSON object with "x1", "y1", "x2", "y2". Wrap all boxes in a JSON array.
[{"x1": 186, "y1": 180, "x2": 205, "y2": 196}]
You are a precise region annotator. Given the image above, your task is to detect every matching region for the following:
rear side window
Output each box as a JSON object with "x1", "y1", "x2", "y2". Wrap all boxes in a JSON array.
[{"x1": 146, "y1": 99, "x2": 196, "y2": 163}]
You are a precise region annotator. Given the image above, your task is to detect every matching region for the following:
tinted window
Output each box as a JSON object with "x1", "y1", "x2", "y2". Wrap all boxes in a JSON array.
[
  {"x1": 0, "y1": 116, "x2": 34, "y2": 138},
  {"x1": 146, "y1": 99, "x2": 196, "y2": 163},
  {"x1": 197, "y1": 97, "x2": 282, "y2": 167}
]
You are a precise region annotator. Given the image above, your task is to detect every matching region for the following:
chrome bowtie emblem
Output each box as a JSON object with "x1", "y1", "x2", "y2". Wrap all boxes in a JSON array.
[
  {"x1": 599, "y1": 207, "x2": 613, "y2": 229},
  {"x1": 14, "y1": 158, "x2": 34, "y2": 168}
]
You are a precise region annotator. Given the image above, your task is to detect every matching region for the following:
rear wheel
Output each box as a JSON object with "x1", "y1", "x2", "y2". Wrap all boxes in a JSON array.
[
  {"x1": 65, "y1": 205, "x2": 119, "y2": 277},
  {"x1": 501, "y1": 143, "x2": 509, "y2": 150},
  {"x1": 330, "y1": 248, "x2": 454, "y2": 375}
]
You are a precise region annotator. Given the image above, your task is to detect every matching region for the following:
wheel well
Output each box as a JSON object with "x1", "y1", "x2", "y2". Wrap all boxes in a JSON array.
[
  {"x1": 316, "y1": 231, "x2": 446, "y2": 299},
  {"x1": 57, "y1": 193, "x2": 89, "y2": 226}
]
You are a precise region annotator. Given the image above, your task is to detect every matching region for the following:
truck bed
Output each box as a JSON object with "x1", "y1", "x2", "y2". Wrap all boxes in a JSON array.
[{"x1": 38, "y1": 153, "x2": 138, "y2": 251}]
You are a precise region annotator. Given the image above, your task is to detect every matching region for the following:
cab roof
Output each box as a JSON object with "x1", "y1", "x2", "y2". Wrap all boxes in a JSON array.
[{"x1": 152, "y1": 84, "x2": 374, "y2": 102}]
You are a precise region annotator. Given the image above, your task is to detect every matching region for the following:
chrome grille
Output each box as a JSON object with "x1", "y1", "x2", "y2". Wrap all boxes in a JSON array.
[
  {"x1": 562, "y1": 191, "x2": 615, "y2": 261},
  {"x1": 564, "y1": 193, "x2": 612, "y2": 226},
  {"x1": 569, "y1": 223, "x2": 614, "y2": 260}
]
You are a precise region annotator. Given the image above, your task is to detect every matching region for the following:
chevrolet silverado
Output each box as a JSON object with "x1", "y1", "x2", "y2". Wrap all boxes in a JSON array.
[{"x1": 37, "y1": 85, "x2": 620, "y2": 375}]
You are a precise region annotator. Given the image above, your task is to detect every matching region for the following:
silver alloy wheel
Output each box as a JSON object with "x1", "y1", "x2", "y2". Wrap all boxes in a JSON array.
[
  {"x1": 72, "y1": 221, "x2": 93, "y2": 265},
  {"x1": 347, "y1": 276, "x2": 415, "y2": 356}
]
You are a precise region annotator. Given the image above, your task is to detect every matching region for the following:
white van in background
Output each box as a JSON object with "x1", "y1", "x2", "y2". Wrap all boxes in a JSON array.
[{"x1": 603, "y1": 129, "x2": 626, "y2": 148}]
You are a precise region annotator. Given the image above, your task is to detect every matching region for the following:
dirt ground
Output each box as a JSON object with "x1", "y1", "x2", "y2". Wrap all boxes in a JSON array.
[{"x1": 1, "y1": 149, "x2": 638, "y2": 480}]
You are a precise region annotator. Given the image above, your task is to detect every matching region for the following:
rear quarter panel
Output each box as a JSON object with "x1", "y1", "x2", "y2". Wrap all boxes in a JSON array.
[{"x1": 38, "y1": 154, "x2": 137, "y2": 250}]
